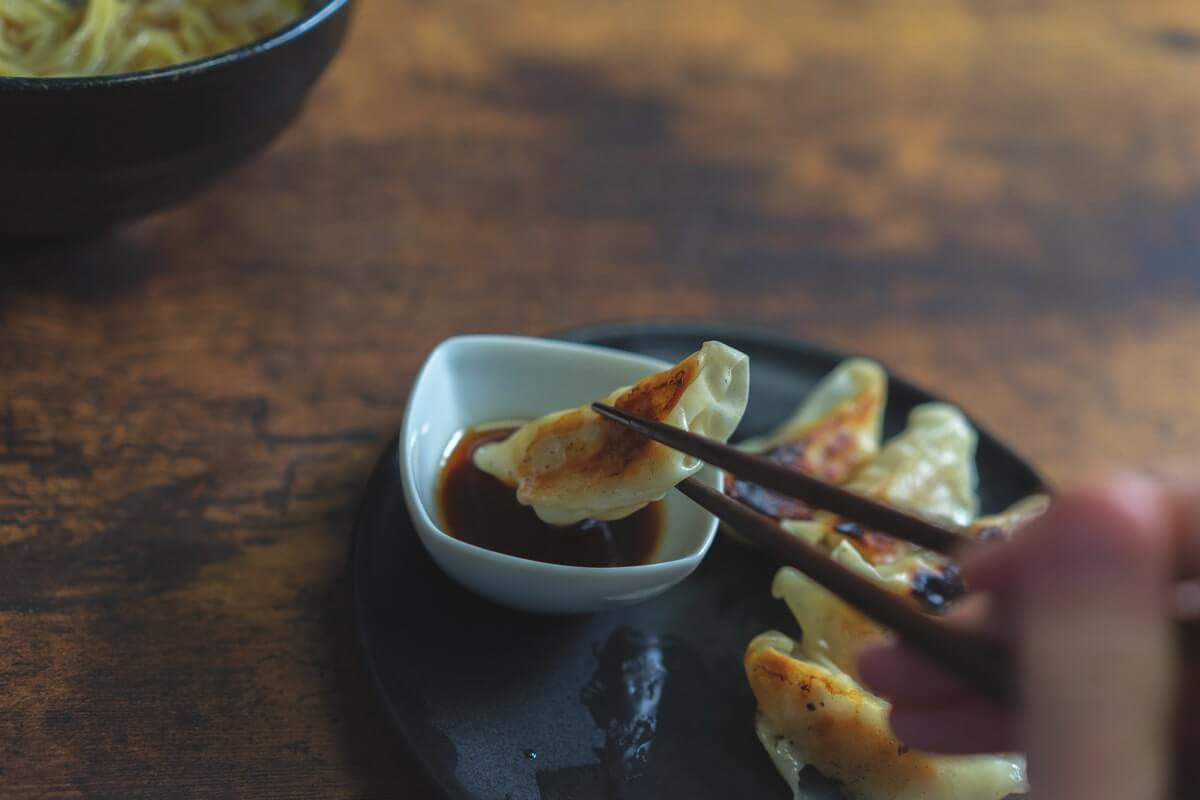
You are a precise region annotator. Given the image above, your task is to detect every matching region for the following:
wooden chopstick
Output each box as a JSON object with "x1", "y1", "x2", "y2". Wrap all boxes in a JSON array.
[
  {"x1": 677, "y1": 476, "x2": 1015, "y2": 704},
  {"x1": 592, "y1": 402, "x2": 968, "y2": 555},
  {"x1": 682, "y1": 472, "x2": 1198, "y2": 698},
  {"x1": 588, "y1": 401, "x2": 1013, "y2": 701},
  {"x1": 591, "y1": 402, "x2": 1198, "y2": 701}
]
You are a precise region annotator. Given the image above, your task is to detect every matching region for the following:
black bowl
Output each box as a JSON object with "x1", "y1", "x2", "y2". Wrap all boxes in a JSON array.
[{"x1": 0, "y1": 0, "x2": 351, "y2": 238}]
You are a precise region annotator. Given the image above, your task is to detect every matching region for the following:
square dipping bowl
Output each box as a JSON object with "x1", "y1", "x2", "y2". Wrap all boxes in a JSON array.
[{"x1": 399, "y1": 335, "x2": 722, "y2": 614}]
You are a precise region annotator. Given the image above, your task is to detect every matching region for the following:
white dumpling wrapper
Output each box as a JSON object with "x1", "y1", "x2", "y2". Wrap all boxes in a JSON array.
[
  {"x1": 737, "y1": 358, "x2": 886, "y2": 485},
  {"x1": 771, "y1": 554, "x2": 898, "y2": 681},
  {"x1": 971, "y1": 494, "x2": 1050, "y2": 537},
  {"x1": 844, "y1": 403, "x2": 979, "y2": 526},
  {"x1": 745, "y1": 401, "x2": 1034, "y2": 800},
  {"x1": 746, "y1": 631, "x2": 1028, "y2": 800},
  {"x1": 751, "y1": 552, "x2": 1026, "y2": 800},
  {"x1": 473, "y1": 340, "x2": 750, "y2": 525},
  {"x1": 778, "y1": 403, "x2": 979, "y2": 564}
]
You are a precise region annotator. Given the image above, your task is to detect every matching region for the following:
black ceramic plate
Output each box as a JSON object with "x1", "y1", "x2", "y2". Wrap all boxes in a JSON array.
[{"x1": 350, "y1": 321, "x2": 1044, "y2": 800}]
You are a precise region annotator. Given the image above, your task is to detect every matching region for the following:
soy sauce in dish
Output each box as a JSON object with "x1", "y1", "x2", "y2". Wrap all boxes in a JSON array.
[{"x1": 437, "y1": 426, "x2": 665, "y2": 568}]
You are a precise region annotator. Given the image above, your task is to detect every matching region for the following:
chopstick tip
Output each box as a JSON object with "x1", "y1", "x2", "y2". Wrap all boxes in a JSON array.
[{"x1": 591, "y1": 402, "x2": 620, "y2": 418}]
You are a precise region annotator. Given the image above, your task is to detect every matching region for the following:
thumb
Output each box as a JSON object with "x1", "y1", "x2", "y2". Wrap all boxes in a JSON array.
[{"x1": 1020, "y1": 473, "x2": 1175, "y2": 800}]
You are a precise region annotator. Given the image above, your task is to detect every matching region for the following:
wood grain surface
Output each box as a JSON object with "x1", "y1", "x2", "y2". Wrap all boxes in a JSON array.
[{"x1": 3, "y1": 1, "x2": 1200, "y2": 797}]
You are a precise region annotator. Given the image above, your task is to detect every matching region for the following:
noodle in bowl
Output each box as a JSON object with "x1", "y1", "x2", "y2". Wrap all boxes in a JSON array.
[
  {"x1": 0, "y1": 0, "x2": 349, "y2": 236},
  {"x1": 1, "y1": 0, "x2": 307, "y2": 78}
]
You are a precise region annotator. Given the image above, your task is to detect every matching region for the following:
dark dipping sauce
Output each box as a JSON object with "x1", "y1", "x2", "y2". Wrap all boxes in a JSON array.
[{"x1": 436, "y1": 426, "x2": 666, "y2": 568}]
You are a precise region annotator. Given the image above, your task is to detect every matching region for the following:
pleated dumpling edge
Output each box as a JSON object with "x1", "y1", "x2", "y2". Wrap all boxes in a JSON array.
[{"x1": 473, "y1": 341, "x2": 750, "y2": 526}]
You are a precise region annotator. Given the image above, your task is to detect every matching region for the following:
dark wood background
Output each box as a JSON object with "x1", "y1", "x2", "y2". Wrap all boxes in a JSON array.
[{"x1": 3, "y1": 1, "x2": 1200, "y2": 797}]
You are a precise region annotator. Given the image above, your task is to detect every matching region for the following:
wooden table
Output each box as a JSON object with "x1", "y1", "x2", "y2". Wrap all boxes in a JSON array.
[{"x1": 3, "y1": 1, "x2": 1199, "y2": 796}]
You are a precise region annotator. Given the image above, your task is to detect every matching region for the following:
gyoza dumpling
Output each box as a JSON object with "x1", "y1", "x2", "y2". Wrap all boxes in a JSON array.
[
  {"x1": 746, "y1": 632, "x2": 1027, "y2": 800},
  {"x1": 844, "y1": 403, "x2": 979, "y2": 526},
  {"x1": 770, "y1": 548, "x2": 910, "y2": 681},
  {"x1": 473, "y1": 341, "x2": 750, "y2": 525},
  {"x1": 738, "y1": 358, "x2": 887, "y2": 472},
  {"x1": 779, "y1": 403, "x2": 978, "y2": 579},
  {"x1": 746, "y1": 401, "x2": 1029, "y2": 799},
  {"x1": 748, "y1": 556, "x2": 1026, "y2": 800},
  {"x1": 970, "y1": 494, "x2": 1051, "y2": 541},
  {"x1": 726, "y1": 359, "x2": 886, "y2": 521}
]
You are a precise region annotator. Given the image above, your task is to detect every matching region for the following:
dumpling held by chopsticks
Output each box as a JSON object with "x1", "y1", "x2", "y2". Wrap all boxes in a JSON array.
[{"x1": 474, "y1": 341, "x2": 750, "y2": 525}]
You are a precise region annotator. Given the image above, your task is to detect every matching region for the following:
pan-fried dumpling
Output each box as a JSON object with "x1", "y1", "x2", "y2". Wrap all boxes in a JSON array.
[
  {"x1": 843, "y1": 403, "x2": 979, "y2": 526},
  {"x1": 784, "y1": 506, "x2": 966, "y2": 609},
  {"x1": 970, "y1": 494, "x2": 1051, "y2": 541},
  {"x1": 473, "y1": 341, "x2": 750, "y2": 526},
  {"x1": 770, "y1": 549, "x2": 906, "y2": 681},
  {"x1": 746, "y1": 632, "x2": 1027, "y2": 800},
  {"x1": 738, "y1": 358, "x2": 887, "y2": 472},
  {"x1": 726, "y1": 359, "x2": 886, "y2": 521},
  {"x1": 749, "y1": 508, "x2": 1046, "y2": 800},
  {"x1": 747, "y1": 400, "x2": 1031, "y2": 799},
  {"x1": 779, "y1": 403, "x2": 979, "y2": 585},
  {"x1": 748, "y1": 557, "x2": 1026, "y2": 800}
]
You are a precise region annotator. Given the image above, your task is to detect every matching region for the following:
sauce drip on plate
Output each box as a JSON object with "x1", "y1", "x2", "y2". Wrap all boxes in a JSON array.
[{"x1": 437, "y1": 426, "x2": 665, "y2": 568}]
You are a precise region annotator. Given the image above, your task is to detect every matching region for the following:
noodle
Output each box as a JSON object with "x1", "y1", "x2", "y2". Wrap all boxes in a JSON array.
[{"x1": 0, "y1": 0, "x2": 306, "y2": 78}]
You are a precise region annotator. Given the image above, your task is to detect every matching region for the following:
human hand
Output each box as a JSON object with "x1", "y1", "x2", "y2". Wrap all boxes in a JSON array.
[{"x1": 858, "y1": 472, "x2": 1200, "y2": 799}]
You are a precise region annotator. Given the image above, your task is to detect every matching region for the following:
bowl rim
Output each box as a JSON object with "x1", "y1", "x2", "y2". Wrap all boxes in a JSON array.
[
  {"x1": 0, "y1": 0, "x2": 349, "y2": 91},
  {"x1": 398, "y1": 334, "x2": 722, "y2": 577}
]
